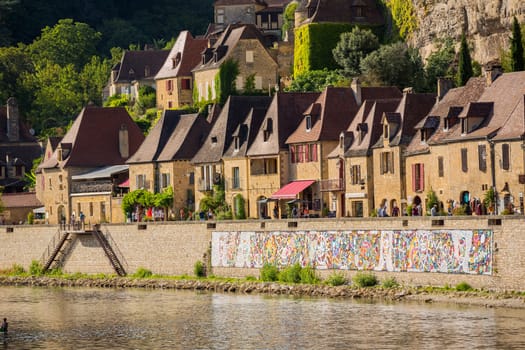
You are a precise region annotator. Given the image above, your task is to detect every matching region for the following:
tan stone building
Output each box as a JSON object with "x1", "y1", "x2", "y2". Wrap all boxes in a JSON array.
[
  {"x1": 155, "y1": 31, "x2": 208, "y2": 110},
  {"x1": 37, "y1": 106, "x2": 144, "y2": 224},
  {"x1": 191, "y1": 96, "x2": 271, "y2": 215},
  {"x1": 192, "y1": 24, "x2": 278, "y2": 103},
  {"x1": 246, "y1": 91, "x2": 319, "y2": 218},
  {"x1": 127, "y1": 109, "x2": 213, "y2": 220},
  {"x1": 371, "y1": 92, "x2": 436, "y2": 216}
]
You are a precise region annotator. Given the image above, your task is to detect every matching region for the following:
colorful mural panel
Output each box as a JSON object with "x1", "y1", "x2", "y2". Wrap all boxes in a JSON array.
[{"x1": 211, "y1": 230, "x2": 493, "y2": 275}]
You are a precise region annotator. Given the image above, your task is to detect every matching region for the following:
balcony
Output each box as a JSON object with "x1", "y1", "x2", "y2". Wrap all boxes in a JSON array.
[
  {"x1": 197, "y1": 178, "x2": 213, "y2": 192},
  {"x1": 319, "y1": 178, "x2": 344, "y2": 192},
  {"x1": 71, "y1": 181, "x2": 112, "y2": 194}
]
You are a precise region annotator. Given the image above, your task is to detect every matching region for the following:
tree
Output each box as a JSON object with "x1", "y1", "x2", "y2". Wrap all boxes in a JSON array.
[
  {"x1": 0, "y1": 0, "x2": 19, "y2": 45},
  {"x1": 286, "y1": 69, "x2": 344, "y2": 92},
  {"x1": 79, "y1": 56, "x2": 112, "y2": 106},
  {"x1": 0, "y1": 45, "x2": 32, "y2": 105},
  {"x1": 28, "y1": 19, "x2": 101, "y2": 70},
  {"x1": 332, "y1": 28, "x2": 380, "y2": 77},
  {"x1": 511, "y1": 17, "x2": 524, "y2": 72},
  {"x1": 424, "y1": 38, "x2": 455, "y2": 92},
  {"x1": 154, "y1": 186, "x2": 174, "y2": 221},
  {"x1": 360, "y1": 42, "x2": 425, "y2": 90},
  {"x1": 456, "y1": 34, "x2": 473, "y2": 87}
]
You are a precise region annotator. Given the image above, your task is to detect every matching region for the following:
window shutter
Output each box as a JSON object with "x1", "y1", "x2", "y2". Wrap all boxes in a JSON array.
[
  {"x1": 478, "y1": 145, "x2": 486, "y2": 171},
  {"x1": 461, "y1": 148, "x2": 468, "y2": 172},
  {"x1": 502, "y1": 144, "x2": 510, "y2": 170},
  {"x1": 411, "y1": 164, "x2": 416, "y2": 192},
  {"x1": 438, "y1": 156, "x2": 444, "y2": 177},
  {"x1": 419, "y1": 164, "x2": 424, "y2": 191},
  {"x1": 349, "y1": 165, "x2": 354, "y2": 184},
  {"x1": 305, "y1": 144, "x2": 310, "y2": 162},
  {"x1": 357, "y1": 165, "x2": 361, "y2": 183},
  {"x1": 389, "y1": 152, "x2": 394, "y2": 174},
  {"x1": 290, "y1": 146, "x2": 295, "y2": 163},
  {"x1": 312, "y1": 143, "x2": 318, "y2": 162},
  {"x1": 380, "y1": 153, "x2": 384, "y2": 174}
]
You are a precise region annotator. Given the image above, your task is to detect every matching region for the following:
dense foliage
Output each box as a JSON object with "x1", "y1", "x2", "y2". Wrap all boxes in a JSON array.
[
  {"x1": 511, "y1": 17, "x2": 524, "y2": 72},
  {"x1": 456, "y1": 34, "x2": 473, "y2": 87},
  {"x1": 383, "y1": 0, "x2": 418, "y2": 39},
  {"x1": 332, "y1": 27, "x2": 380, "y2": 77},
  {"x1": 286, "y1": 69, "x2": 345, "y2": 92}
]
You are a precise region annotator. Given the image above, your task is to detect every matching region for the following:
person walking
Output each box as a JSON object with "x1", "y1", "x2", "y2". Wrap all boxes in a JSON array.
[{"x1": 0, "y1": 318, "x2": 7, "y2": 333}]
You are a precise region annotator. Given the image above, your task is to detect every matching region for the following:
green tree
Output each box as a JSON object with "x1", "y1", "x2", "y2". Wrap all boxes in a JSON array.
[
  {"x1": 28, "y1": 19, "x2": 101, "y2": 70},
  {"x1": 286, "y1": 69, "x2": 344, "y2": 92},
  {"x1": 215, "y1": 59, "x2": 239, "y2": 104},
  {"x1": 154, "y1": 186, "x2": 174, "y2": 221},
  {"x1": 456, "y1": 34, "x2": 473, "y2": 87},
  {"x1": 79, "y1": 56, "x2": 112, "y2": 106},
  {"x1": 424, "y1": 38, "x2": 456, "y2": 92},
  {"x1": 360, "y1": 42, "x2": 425, "y2": 90},
  {"x1": 510, "y1": 17, "x2": 524, "y2": 72},
  {"x1": 332, "y1": 27, "x2": 380, "y2": 77},
  {"x1": 425, "y1": 189, "x2": 439, "y2": 215},
  {"x1": 0, "y1": 45, "x2": 32, "y2": 106},
  {"x1": 0, "y1": 0, "x2": 19, "y2": 46}
]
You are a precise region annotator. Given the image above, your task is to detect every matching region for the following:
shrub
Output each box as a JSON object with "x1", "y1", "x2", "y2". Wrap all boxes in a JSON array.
[
  {"x1": 352, "y1": 272, "x2": 378, "y2": 287},
  {"x1": 133, "y1": 267, "x2": 153, "y2": 278},
  {"x1": 299, "y1": 265, "x2": 319, "y2": 284},
  {"x1": 260, "y1": 263, "x2": 279, "y2": 282},
  {"x1": 382, "y1": 277, "x2": 399, "y2": 289},
  {"x1": 29, "y1": 260, "x2": 43, "y2": 276},
  {"x1": 245, "y1": 275, "x2": 257, "y2": 281},
  {"x1": 10, "y1": 263, "x2": 25, "y2": 275},
  {"x1": 279, "y1": 263, "x2": 302, "y2": 283},
  {"x1": 325, "y1": 272, "x2": 347, "y2": 286},
  {"x1": 194, "y1": 260, "x2": 206, "y2": 277},
  {"x1": 455, "y1": 282, "x2": 473, "y2": 291},
  {"x1": 27, "y1": 211, "x2": 34, "y2": 224}
]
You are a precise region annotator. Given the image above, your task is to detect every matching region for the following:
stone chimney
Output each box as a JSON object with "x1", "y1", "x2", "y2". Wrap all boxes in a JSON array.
[
  {"x1": 351, "y1": 78, "x2": 361, "y2": 106},
  {"x1": 6, "y1": 97, "x2": 19, "y2": 142},
  {"x1": 484, "y1": 62, "x2": 503, "y2": 87},
  {"x1": 119, "y1": 124, "x2": 129, "y2": 158},
  {"x1": 437, "y1": 77, "x2": 454, "y2": 101}
]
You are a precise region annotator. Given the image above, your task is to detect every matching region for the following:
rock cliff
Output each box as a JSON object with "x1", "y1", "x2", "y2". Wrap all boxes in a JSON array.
[{"x1": 408, "y1": 0, "x2": 525, "y2": 64}]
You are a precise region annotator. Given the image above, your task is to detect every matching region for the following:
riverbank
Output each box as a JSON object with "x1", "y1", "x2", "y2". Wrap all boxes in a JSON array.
[{"x1": 1, "y1": 275, "x2": 524, "y2": 309}]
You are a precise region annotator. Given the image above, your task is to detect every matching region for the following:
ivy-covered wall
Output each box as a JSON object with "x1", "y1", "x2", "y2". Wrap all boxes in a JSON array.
[{"x1": 293, "y1": 22, "x2": 384, "y2": 76}]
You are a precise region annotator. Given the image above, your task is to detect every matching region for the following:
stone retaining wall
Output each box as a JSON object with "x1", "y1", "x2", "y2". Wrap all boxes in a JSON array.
[{"x1": 0, "y1": 216, "x2": 523, "y2": 291}]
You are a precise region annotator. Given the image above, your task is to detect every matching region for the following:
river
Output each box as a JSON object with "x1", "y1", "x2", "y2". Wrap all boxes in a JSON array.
[{"x1": 0, "y1": 286, "x2": 524, "y2": 349}]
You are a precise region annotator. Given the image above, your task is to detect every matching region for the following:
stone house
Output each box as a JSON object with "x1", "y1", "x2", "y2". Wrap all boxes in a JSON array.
[
  {"x1": 108, "y1": 50, "x2": 169, "y2": 102},
  {"x1": 0, "y1": 98, "x2": 42, "y2": 193},
  {"x1": 405, "y1": 77, "x2": 487, "y2": 215},
  {"x1": 191, "y1": 96, "x2": 271, "y2": 214},
  {"x1": 371, "y1": 92, "x2": 436, "y2": 216},
  {"x1": 0, "y1": 192, "x2": 42, "y2": 225},
  {"x1": 126, "y1": 109, "x2": 213, "y2": 219},
  {"x1": 246, "y1": 91, "x2": 319, "y2": 218},
  {"x1": 328, "y1": 97, "x2": 401, "y2": 218},
  {"x1": 36, "y1": 106, "x2": 144, "y2": 224},
  {"x1": 155, "y1": 31, "x2": 208, "y2": 110},
  {"x1": 192, "y1": 24, "x2": 278, "y2": 103}
]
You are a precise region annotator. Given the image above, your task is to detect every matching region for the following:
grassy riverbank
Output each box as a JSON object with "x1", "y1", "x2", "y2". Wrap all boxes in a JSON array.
[{"x1": 0, "y1": 270, "x2": 524, "y2": 309}]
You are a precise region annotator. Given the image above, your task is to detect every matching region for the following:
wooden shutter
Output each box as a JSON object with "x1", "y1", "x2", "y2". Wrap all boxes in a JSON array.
[
  {"x1": 290, "y1": 146, "x2": 296, "y2": 163},
  {"x1": 461, "y1": 148, "x2": 468, "y2": 172},
  {"x1": 411, "y1": 164, "x2": 416, "y2": 192},
  {"x1": 380, "y1": 153, "x2": 385, "y2": 174},
  {"x1": 312, "y1": 143, "x2": 318, "y2": 162},
  {"x1": 438, "y1": 156, "x2": 444, "y2": 177},
  {"x1": 389, "y1": 152, "x2": 394, "y2": 174},
  {"x1": 304, "y1": 144, "x2": 310, "y2": 162},
  {"x1": 502, "y1": 144, "x2": 510, "y2": 170},
  {"x1": 478, "y1": 145, "x2": 487, "y2": 171},
  {"x1": 419, "y1": 164, "x2": 424, "y2": 191}
]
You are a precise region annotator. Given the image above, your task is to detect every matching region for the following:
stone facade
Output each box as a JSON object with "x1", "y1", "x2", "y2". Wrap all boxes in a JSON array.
[{"x1": 156, "y1": 76, "x2": 194, "y2": 109}]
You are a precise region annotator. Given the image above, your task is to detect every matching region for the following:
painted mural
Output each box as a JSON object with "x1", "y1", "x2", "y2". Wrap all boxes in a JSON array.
[{"x1": 211, "y1": 230, "x2": 493, "y2": 275}]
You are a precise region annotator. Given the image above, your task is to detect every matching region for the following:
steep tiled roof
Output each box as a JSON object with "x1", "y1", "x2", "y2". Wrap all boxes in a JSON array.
[
  {"x1": 493, "y1": 95, "x2": 525, "y2": 141},
  {"x1": 192, "y1": 24, "x2": 273, "y2": 73},
  {"x1": 2, "y1": 192, "x2": 41, "y2": 208},
  {"x1": 114, "y1": 50, "x2": 169, "y2": 83},
  {"x1": 155, "y1": 31, "x2": 208, "y2": 80},
  {"x1": 191, "y1": 96, "x2": 272, "y2": 164},
  {"x1": 247, "y1": 92, "x2": 320, "y2": 157},
  {"x1": 223, "y1": 107, "x2": 268, "y2": 158},
  {"x1": 300, "y1": 0, "x2": 384, "y2": 26},
  {"x1": 341, "y1": 98, "x2": 401, "y2": 158},
  {"x1": 39, "y1": 106, "x2": 145, "y2": 169}
]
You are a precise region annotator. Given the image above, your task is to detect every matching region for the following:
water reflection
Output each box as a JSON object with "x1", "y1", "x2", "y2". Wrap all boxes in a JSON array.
[{"x1": 0, "y1": 286, "x2": 524, "y2": 349}]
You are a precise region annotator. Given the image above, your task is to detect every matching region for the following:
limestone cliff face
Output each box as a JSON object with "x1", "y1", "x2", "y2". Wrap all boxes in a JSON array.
[{"x1": 408, "y1": 0, "x2": 525, "y2": 64}]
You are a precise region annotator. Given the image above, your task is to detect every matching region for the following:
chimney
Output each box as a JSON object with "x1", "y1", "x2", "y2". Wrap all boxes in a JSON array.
[
  {"x1": 351, "y1": 78, "x2": 361, "y2": 106},
  {"x1": 484, "y1": 62, "x2": 503, "y2": 86},
  {"x1": 437, "y1": 77, "x2": 453, "y2": 100},
  {"x1": 6, "y1": 97, "x2": 19, "y2": 142},
  {"x1": 119, "y1": 124, "x2": 129, "y2": 158}
]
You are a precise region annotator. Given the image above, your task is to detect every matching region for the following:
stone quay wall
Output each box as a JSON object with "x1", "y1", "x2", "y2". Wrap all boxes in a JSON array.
[{"x1": 0, "y1": 216, "x2": 523, "y2": 291}]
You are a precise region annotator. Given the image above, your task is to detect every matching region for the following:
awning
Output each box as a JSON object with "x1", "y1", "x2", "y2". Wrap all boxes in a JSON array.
[
  {"x1": 271, "y1": 180, "x2": 315, "y2": 200},
  {"x1": 72, "y1": 165, "x2": 129, "y2": 180},
  {"x1": 118, "y1": 179, "x2": 130, "y2": 187},
  {"x1": 33, "y1": 206, "x2": 46, "y2": 214}
]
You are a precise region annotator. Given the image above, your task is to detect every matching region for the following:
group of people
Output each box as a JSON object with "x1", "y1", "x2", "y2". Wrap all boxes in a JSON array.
[{"x1": 0, "y1": 318, "x2": 7, "y2": 333}]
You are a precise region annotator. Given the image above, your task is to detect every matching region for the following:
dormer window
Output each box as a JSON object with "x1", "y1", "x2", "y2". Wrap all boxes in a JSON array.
[
  {"x1": 383, "y1": 124, "x2": 389, "y2": 139},
  {"x1": 234, "y1": 136, "x2": 240, "y2": 151},
  {"x1": 443, "y1": 118, "x2": 449, "y2": 131},
  {"x1": 306, "y1": 115, "x2": 312, "y2": 131},
  {"x1": 144, "y1": 65, "x2": 150, "y2": 77},
  {"x1": 172, "y1": 52, "x2": 182, "y2": 68},
  {"x1": 461, "y1": 118, "x2": 467, "y2": 135},
  {"x1": 263, "y1": 118, "x2": 273, "y2": 142},
  {"x1": 420, "y1": 129, "x2": 427, "y2": 143},
  {"x1": 339, "y1": 134, "x2": 344, "y2": 149}
]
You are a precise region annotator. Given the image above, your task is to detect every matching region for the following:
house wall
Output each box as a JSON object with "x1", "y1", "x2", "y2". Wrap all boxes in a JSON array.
[
  {"x1": 3, "y1": 217, "x2": 525, "y2": 291},
  {"x1": 194, "y1": 69, "x2": 219, "y2": 102},
  {"x1": 129, "y1": 163, "x2": 155, "y2": 191},
  {"x1": 159, "y1": 160, "x2": 195, "y2": 213},
  {"x1": 493, "y1": 140, "x2": 525, "y2": 213},
  {"x1": 223, "y1": 157, "x2": 250, "y2": 217},
  {"x1": 71, "y1": 194, "x2": 112, "y2": 225},
  {"x1": 214, "y1": 4, "x2": 262, "y2": 27},
  {"x1": 156, "y1": 76, "x2": 194, "y2": 110},
  {"x1": 345, "y1": 156, "x2": 373, "y2": 217},
  {"x1": 372, "y1": 146, "x2": 404, "y2": 215}
]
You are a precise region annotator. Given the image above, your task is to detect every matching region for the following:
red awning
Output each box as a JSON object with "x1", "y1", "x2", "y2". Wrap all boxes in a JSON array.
[
  {"x1": 118, "y1": 179, "x2": 130, "y2": 187},
  {"x1": 271, "y1": 180, "x2": 315, "y2": 200}
]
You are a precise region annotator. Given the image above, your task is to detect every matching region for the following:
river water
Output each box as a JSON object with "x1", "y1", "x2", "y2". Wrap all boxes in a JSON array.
[{"x1": 1, "y1": 286, "x2": 524, "y2": 349}]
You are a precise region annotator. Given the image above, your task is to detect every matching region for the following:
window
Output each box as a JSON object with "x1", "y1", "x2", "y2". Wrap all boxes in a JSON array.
[
  {"x1": 89, "y1": 202, "x2": 93, "y2": 216},
  {"x1": 255, "y1": 76, "x2": 262, "y2": 90},
  {"x1": 380, "y1": 151, "x2": 394, "y2": 174},
  {"x1": 211, "y1": 136, "x2": 218, "y2": 144},
  {"x1": 136, "y1": 174, "x2": 146, "y2": 189},
  {"x1": 166, "y1": 80, "x2": 173, "y2": 92},
  {"x1": 461, "y1": 148, "x2": 468, "y2": 172},
  {"x1": 306, "y1": 115, "x2": 312, "y2": 131},
  {"x1": 478, "y1": 144, "x2": 487, "y2": 172},
  {"x1": 234, "y1": 136, "x2": 240, "y2": 151},
  {"x1": 168, "y1": 101, "x2": 173, "y2": 108},
  {"x1": 438, "y1": 156, "x2": 444, "y2": 177},
  {"x1": 443, "y1": 118, "x2": 449, "y2": 131},
  {"x1": 412, "y1": 163, "x2": 424, "y2": 192},
  {"x1": 461, "y1": 119, "x2": 467, "y2": 134},
  {"x1": 290, "y1": 145, "x2": 296, "y2": 163},
  {"x1": 264, "y1": 159, "x2": 277, "y2": 174},
  {"x1": 100, "y1": 202, "x2": 106, "y2": 220},
  {"x1": 232, "y1": 167, "x2": 240, "y2": 189},
  {"x1": 216, "y1": 8, "x2": 224, "y2": 23},
  {"x1": 310, "y1": 143, "x2": 318, "y2": 162},
  {"x1": 246, "y1": 50, "x2": 254, "y2": 63},
  {"x1": 181, "y1": 78, "x2": 191, "y2": 90},
  {"x1": 144, "y1": 65, "x2": 150, "y2": 77},
  {"x1": 502, "y1": 143, "x2": 510, "y2": 170},
  {"x1": 350, "y1": 165, "x2": 361, "y2": 185},
  {"x1": 383, "y1": 124, "x2": 389, "y2": 139},
  {"x1": 161, "y1": 173, "x2": 170, "y2": 188}
]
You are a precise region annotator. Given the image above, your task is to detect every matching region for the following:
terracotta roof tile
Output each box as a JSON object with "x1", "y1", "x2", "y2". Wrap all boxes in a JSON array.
[{"x1": 1, "y1": 192, "x2": 41, "y2": 208}]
